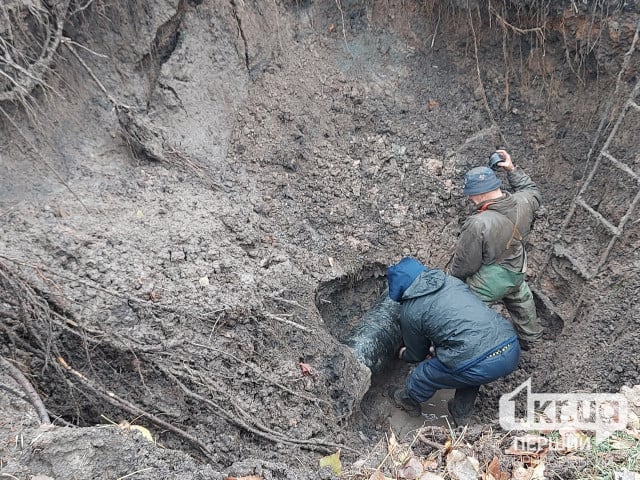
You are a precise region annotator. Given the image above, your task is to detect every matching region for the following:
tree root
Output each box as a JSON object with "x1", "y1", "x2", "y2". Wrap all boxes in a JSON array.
[
  {"x1": 0, "y1": 355, "x2": 51, "y2": 424},
  {"x1": 0, "y1": 256, "x2": 356, "y2": 460},
  {"x1": 161, "y1": 365, "x2": 360, "y2": 455},
  {"x1": 0, "y1": 0, "x2": 71, "y2": 104},
  {"x1": 187, "y1": 340, "x2": 330, "y2": 407},
  {"x1": 57, "y1": 356, "x2": 214, "y2": 457}
]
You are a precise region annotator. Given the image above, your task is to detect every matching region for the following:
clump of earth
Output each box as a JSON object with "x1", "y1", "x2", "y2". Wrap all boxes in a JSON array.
[{"x1": 1, "y1": 1, "x2": 639, "y2": 479}]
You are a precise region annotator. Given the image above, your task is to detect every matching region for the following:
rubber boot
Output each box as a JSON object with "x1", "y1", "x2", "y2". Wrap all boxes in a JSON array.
[
  {"x1": 388, "y1": 386, "x2": 422, "y2": 417},
  {"x1": 447, "y1": 386, "x2": 480, "y2": 427}
]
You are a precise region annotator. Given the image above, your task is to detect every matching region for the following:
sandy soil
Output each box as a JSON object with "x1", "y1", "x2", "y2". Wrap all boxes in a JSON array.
[{"x1": 1, "y1": 1, "x2": 639, "y2": 479}]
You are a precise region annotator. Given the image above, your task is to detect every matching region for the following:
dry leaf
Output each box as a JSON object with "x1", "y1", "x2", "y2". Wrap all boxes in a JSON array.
[
  {"x1": 530, "y1": 461, "x2": 546, "y2": 480},
  {"x1": 398, "y1": 457, "x2": 424, "y2": 479},
  {"x1": 118, "y1": 421, "x2": 153, "y2": 443},
  {"x1": 446, "y1": 449, "x2": 479, "y2": 480},
  {"x1": 129, "y1": 425, "x2": 154, "y2": 442},
  {"x1": 486, "y1": 456, "x2": 501, "y2": 480},
  {"x1": 388, "y1": 432, "x2": 399, "y2": 456},
  {"x1": 512, "y1": 466, "x2": 532, "y2": 480},
  {"x1": 369, "y1": 470, "x2": 386, "y2": 480},
  {"x1": 224, "y1": 476, "x2": 262, "y2": 480},
  {"x1": 419, "y1": 473, "x2": 445, "y2": 480},
  {"x1": 609, "y1": 437, "x2": 635, "y2": 450},
  {"x1": 613, "y1": 469, "x2": 640, "y2": 480},
  {"x1": 427, "y1": 99, "x2": 439, "y2": 111},
  {"x1": 319, "y1": 450, "x2": 342, "y2": 477},
  {"x1": 511, "y1": 461, "x2": 546, "y2": 480},
  {"x1": 423, "y1": 458, "x2": 439, "y2": 471},
  {"x1": 557, "y1": 429, "x2": 591, "y2": 453}
]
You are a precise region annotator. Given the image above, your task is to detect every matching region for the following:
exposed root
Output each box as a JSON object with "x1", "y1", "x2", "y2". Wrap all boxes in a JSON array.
[
  {"x1": 57, "y1": 356, "x2": 214, "y2": 457},
  {"x1": 187, "y1": 340, "x2": 330, "y2": 406},
  {"x1": 162, "y1": 365, "x2": 360, "y2": 454},
  {"x1": 0, "y1": 256, "x2": 353, "y2": 459},
  {"x1": 0, "y1": 0, "x2": 70, "y2": 104},
  {"x1": 466, "y1": 1, "x2": 505, "y2": 144},
  {"x1": 0, "y1": 355, "x2": 51, "y2": 424},
  {"x1": 0, "y1": 103, "x2": 90, "y2": 213}
]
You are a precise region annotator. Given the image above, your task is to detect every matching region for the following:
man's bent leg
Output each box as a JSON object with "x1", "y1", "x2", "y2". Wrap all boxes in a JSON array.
[
  {"x1": 502, "y1": 281, "x2": 543, "y2": 349},
  {"x1": 447, "y1": 386, "x2": 480, "y2": 426},
  {"x1": 406, "y1": 358, "x2": 476, "y2": 403}
]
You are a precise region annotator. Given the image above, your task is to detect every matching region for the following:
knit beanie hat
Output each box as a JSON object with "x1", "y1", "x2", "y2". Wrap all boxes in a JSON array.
[
  {"x1": 387, "y1": 257, "x2": 426, "y2": 302},
  {"x1": 463, "y1": 166, "x2": 501, "y2": 195}
]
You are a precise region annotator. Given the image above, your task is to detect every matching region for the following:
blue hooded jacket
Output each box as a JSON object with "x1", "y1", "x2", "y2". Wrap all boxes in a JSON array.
[{"x1": 387, "y1": 257, "x2": 516, "y2": 369}]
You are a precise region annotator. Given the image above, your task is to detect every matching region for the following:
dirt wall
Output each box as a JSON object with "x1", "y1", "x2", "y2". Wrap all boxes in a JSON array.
[{"x1": 1, "y1": 1, "x2": 639, "y2": 479}]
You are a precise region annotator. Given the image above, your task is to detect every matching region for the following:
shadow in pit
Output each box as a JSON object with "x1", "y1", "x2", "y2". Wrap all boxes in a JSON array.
[
  {"x1": 315, "y1": 263, "x2": 454, "y2": 436},
  {"x1": 530, "y1": 285, "x2": 565, "y2": 338}
]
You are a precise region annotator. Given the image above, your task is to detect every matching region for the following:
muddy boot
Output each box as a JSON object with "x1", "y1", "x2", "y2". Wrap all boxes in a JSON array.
[
  {"x1": 388, "y1": 386, "x2": 422, "y2": 417},
  {"x1": 519, "y1": 339, "x2": 533, "y2": 351},
  {"x1": 447, "y1": 386, "x2": 480, "y2": 427}
]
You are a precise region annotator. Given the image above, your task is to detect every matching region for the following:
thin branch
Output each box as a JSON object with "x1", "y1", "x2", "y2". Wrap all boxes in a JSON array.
[
  {"x1": 262, "y1": 312, "x2": 314, "y2": 333},
  {"x1": 61, "y1": 38, "x2": 117, "y2": 106},
  {"x1": 163, "y1": 366, "x2": 358, "y2": 454}
]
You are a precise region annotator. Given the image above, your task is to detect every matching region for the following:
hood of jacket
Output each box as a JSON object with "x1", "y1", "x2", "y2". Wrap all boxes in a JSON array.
[
  {"x1": 402, "y1": 269, "x2": 446, "y2": 300},
  {"x1": 387, "y1": 258, "x2": 447, "y2": 302},
  {"x1": 387, "y1": 257, "x2": 426, "y2": 301}
]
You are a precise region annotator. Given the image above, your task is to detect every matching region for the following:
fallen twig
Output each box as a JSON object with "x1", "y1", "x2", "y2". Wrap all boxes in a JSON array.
[
  {"x1": 262, "y1": 312, "x2": 314, "y2": 333},
  {"x1": 418, "y1": 434, "x2": 446, "y2": 451}
]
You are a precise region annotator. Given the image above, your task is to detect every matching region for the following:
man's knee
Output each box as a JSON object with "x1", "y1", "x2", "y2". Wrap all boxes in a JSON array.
[{"x1": 406, "y1": 371, "x2": 437, "y2": 403}]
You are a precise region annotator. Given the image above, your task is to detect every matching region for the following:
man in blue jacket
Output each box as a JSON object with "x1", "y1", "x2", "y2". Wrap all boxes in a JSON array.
[{"x1": 386, "y1": 257, "x2": 521, "y2": 426}]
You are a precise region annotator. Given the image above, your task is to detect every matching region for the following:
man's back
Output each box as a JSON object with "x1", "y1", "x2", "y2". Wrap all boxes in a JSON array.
[{"x1": 399, "y1": 269, "x2": 517, "y2": 369}]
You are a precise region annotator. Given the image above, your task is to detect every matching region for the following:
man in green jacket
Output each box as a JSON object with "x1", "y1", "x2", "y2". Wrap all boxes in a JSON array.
[{"x1": 450, "y1": 150, "x2": 543, "y2": 351}]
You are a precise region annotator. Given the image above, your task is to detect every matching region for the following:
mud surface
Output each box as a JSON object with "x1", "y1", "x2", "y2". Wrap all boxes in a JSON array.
[{"x1": 1, "y1": 1, "x2": 639, "y2": 479}]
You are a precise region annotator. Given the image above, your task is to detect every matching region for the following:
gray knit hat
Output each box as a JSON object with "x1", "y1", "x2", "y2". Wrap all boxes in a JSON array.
[{"x1": 463, "y1": 166, "x2": 501, "y2": 195}]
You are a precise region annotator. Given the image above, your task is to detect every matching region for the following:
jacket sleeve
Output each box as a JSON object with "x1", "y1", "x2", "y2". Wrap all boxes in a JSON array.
[
  {"x1": 400, "y1": 313, "x2": 431, "y2": 363},
  {"x1": 449, "y1": 217, "x2": 484, "y2": 281},
  {"x1": 507, "y1": 167, "x2": 541, "y2": 212}
]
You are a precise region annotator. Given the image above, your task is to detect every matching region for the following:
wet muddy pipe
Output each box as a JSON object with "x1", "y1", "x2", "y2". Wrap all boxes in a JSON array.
[{"x1": 346, "y1": 289, "x2": 403, "y2": 374}]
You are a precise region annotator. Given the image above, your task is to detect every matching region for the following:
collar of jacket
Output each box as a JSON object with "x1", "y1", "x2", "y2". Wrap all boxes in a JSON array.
[
  {"x1": 477, "y1": 201, "x2": 496, "y2": 212},
  {"x1": 475, "y1": 193, "x2": 509, "y2": 213}
]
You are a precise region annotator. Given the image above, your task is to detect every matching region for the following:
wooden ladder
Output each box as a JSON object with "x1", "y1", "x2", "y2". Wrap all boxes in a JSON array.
[{"x1": 542, "y1": 20, "x2": 640, "y2": 282}]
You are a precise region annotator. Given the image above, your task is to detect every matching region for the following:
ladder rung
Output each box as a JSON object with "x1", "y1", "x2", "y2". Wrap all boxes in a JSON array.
[
  {"x1": 575, "y1": 197, "x2": 621, "y2": 236},
  {"x1": 553, "y1": 244, "x2": 593, "y2": 280},
  {"x1": 602, "y1": 151, "x2": 639, "y2": 181}
]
